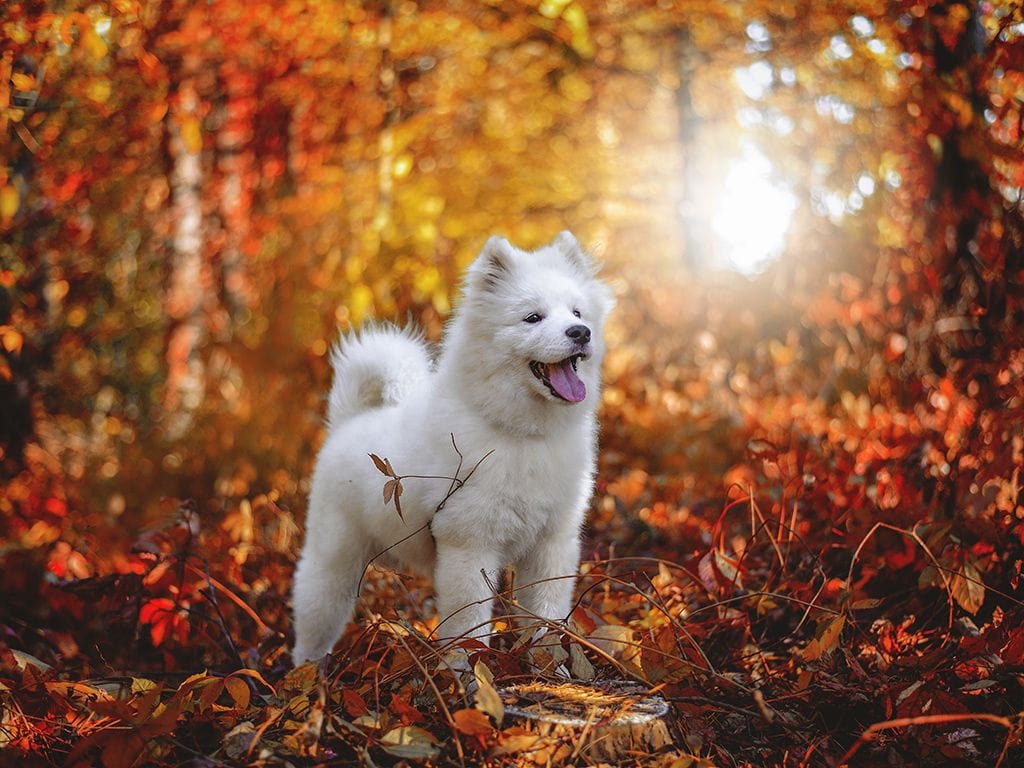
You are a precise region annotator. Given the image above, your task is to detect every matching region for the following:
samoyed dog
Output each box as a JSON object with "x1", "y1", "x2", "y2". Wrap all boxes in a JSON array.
[{"x1": 292, "y1": 231, "x2": 614, "y2": 663}]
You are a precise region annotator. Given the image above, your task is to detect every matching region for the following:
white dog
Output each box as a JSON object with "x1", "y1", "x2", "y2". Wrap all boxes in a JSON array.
[{"x1": 291, "y1": 231, "x2": 614, "y2": 663}]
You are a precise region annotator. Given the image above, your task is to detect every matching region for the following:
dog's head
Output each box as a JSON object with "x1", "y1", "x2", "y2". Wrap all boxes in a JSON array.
[{"x1": 463, "y1": 231, "x2": 615, "y2": 406}]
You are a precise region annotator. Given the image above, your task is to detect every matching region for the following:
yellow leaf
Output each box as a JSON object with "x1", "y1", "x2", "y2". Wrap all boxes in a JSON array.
[
  {"x1": 10, "y1": 73, "x2": 35, "y2": 91},
  {"x1": 538, "y1": 0, "x2": 572, "y2": 19},
  {"x1": 803, "y1": 614, "x2": 845, "y2": 660},
  {"x1": 558, "y1": 72, "x2": 592, "y2": 102},
  {"x1": 380, "y1": 726, "x2": 440, "y2": 760},
  {"x1": 131, "y1": 677, "x2": 158, "y2": 694},
  {"x1": 951, "y1": 561, "x2": 985, "y2": 615},
  {"x1": 755, "y1": 593, "x2": 779, "y2": 616},
  {"x1": 473, "y1": 660, "x2": 504, "y2": 725},
  {"x1": 589, "y1": 623, "x2": 638, "y2": 663},
  {"x1": 0, "y1": 185, "x2": 19, "y2": 223},
  {"x1": 491, "y1": 731, "x2": 542, "y2": 756},
  {"x1": 472, "y1": 658, "x2": 493, "y2": 685},
  {"x1": 562, "y1": 4, "x2": 595, "y2": 58},
  {"x1": 180, "y1": 115, "x2": 202, "y2": 154},
  {"x1": 82, "y1": 28, "x2": 108, "y2": 60},
  {"x1": 4, "y1": 22, "x2": 31, "y2": 45},
  {"x1": 86, "y1": 78, "x2": 111, "y2": 104}
]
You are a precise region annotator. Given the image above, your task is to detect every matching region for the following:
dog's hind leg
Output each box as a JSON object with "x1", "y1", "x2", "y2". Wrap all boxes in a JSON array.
[{"x1": 291, "y1": 522, "x2": 368, "y2": 664}]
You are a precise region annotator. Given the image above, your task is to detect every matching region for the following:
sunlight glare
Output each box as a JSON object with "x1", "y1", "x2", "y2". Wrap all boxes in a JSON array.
[{"x1": 711, "y1": 143, "x2": 798, "y2": 275}]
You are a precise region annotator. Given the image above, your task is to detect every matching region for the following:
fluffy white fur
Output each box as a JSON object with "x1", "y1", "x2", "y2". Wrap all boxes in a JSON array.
[{"x1": 292, "y1": 231, "x2": 614, "y2": 663}]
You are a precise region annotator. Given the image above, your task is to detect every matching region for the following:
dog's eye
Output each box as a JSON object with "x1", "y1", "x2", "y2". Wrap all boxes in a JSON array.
[
  {"x1": 572, "y1": 309, "x2": 582, "y2": 318},
  {"x1": 523, "y1": 313, "x2": 543, "y2": 324}
]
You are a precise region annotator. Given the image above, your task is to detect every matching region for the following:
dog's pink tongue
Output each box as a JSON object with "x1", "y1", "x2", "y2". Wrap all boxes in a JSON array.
[{"x1": 548, "y1": 360, "x2": 586, "y2": 402}]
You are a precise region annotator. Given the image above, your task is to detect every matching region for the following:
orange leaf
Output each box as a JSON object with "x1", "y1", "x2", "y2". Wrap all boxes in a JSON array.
[
  {"x1": 10, "y1": 73, "x2": 34, "y2": 90},
  {"x1": 1, "y1": 326, "x2": 23, "y2": 354},
  {"x1": 226, "y1": 667, "x2": 275, "y2": 694},
  {"x1": 453, "y1": 707, "x2": 493, "y2": 736},
  {"x1": 101, "y1": 735, "x2": 145, "y2": 768},
  {"x1": 198, "y1": 679, "x2": 224, "y2": 712},
  {"x1": 224, "y1": 676, "x2": 251, "y2": 711}
]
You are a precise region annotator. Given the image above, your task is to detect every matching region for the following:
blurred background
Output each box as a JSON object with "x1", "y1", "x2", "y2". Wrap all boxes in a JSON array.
[{"x1": 2, "y1": 0, "x2": 1022, "y2": 609}]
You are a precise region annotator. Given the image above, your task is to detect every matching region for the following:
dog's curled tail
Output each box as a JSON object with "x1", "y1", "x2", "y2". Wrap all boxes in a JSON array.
[{"x1": 326, "y1": 323, "x2": 432, "y2": 428}]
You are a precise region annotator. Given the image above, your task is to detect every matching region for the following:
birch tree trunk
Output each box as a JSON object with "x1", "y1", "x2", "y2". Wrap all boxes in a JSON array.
[
  {"x1": 675, "y1": 27, "x2": 712, "y2": 271},
  {"x1": 165, "y1": 71, "x2": 205, "y2": 439},
  {"x1": 216, "y1": 62, "x2": 254, "y2": 322}
]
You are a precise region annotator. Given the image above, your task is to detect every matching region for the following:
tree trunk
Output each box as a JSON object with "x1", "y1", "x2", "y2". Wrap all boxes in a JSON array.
[
  {"x1": 216, "y1": 61, "x2": 255, "y2": 323},
  {"x1": 496, "y1": 679, "x2": 672, "y2": 763},
  {"x1": 675, "y1": 27, "x2": 711, "y2": 272},
  {"x1": 165, "y1": 69, "x2": 205, "y2": 439}
]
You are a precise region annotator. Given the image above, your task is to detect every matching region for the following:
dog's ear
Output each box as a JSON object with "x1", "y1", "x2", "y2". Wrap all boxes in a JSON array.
[
  {"x1": 472, "y1": 235, "x2": 515, "y2": 291},
  {"x1": 554, "y1": 230, "x2": 580, "y2": 252},
  {"x1": 553, "y1": 230, "x2": 597, "y2": 276}
]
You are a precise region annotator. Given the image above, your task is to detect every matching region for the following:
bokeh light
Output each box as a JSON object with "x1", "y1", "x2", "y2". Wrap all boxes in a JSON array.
[{"x1": 711, "y1": 142, "x2": 798, "y2": 275}]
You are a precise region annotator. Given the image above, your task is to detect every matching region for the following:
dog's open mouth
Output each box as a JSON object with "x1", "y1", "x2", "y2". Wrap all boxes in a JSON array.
[{"x1": 530, "y1": 354, "x2": 587, "y2": 403}]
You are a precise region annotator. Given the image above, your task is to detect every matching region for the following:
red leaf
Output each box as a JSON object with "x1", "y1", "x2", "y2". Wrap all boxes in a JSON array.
[
  {"x1": 390, "y1": 692, "x2": 424, "y2": 724},
  {"x1": 139, "y1": 597, "x2": 187, "y2": 647},
  {"x1": 342, "y1": 688, "x2": 368, "y2": 717}
]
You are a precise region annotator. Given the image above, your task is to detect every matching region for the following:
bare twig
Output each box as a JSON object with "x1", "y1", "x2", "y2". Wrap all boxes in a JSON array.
[{"x1": 836, "y1": 712, "x2": 1017, "y2": 767}]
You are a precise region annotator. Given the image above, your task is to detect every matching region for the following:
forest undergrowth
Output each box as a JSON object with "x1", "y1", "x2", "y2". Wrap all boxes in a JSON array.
[{"x1": 3, "y1": 376, "x2": 1023, "y2": 767}]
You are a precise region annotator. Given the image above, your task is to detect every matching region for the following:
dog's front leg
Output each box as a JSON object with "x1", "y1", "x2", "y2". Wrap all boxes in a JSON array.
[
  {"x1": 433, "y1": 543, "x2": 501, "y2": 647},
  {"x1": 514, "y1": 532, "x2": 580, "y2": 627}
]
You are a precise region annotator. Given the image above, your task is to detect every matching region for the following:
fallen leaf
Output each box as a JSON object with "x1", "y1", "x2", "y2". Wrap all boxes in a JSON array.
[
  {"x1": 951, "y1": 561, "x2": 984, "y2": 615},
  {"x1": 453, "y1": 707, "x2": 493, "y2": 736},
  {"x1": 380, "y1": 725, "x2": 441, "y2": 760},
  {"x1": 473, "y1": 660, "x2": 504, "y2": 725}
]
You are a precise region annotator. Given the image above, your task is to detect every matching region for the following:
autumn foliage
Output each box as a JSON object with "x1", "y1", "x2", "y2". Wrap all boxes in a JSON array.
[{"x1": 2, "y1": 0, "x2": 1024, "y2": 766}]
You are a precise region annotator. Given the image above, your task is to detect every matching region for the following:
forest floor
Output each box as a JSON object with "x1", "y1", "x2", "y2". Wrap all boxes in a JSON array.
[{"x1": 2, "y1": 391, "x2": 1023, "y2": 768}]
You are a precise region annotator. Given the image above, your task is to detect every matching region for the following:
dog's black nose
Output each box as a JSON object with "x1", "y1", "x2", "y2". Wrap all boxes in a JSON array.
[{"x1": 566, "y1": 324, "x2": 591, "y2": 344}]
